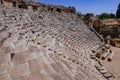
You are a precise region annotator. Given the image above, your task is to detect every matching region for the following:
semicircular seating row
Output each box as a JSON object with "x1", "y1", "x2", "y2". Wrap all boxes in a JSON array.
[{"x1": 0, "y1": 6, "x2": 114, "y2": 80}]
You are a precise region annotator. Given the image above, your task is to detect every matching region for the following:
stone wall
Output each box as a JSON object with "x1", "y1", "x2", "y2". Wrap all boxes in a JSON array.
[
  {"x1": 0, "y1": 0, "x2": 76, "y2": 13},
  {"x1": 26, "y1": 2, "x2": 76, "y2": 13}
]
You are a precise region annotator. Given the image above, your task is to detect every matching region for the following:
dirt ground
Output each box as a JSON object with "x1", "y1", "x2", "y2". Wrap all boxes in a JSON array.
[{"x1": 100, "y1": 46, "x2": 120, "y2": 80}]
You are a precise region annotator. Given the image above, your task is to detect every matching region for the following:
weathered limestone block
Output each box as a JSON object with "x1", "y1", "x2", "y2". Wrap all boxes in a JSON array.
[
  {"x1": 102, "y1": 50, "x2": 110, "y2": 60},
  {"x1": 0, "y1": 54, "x2": 11, "y2": 74},
  {"x1": 13, "y1": 51, "x2": 28, "y2": 64},
  {"x1": 107, "y1": 51, "x2": 115, "y2": 62},
  {"x1": 103, "y1": 73, "x2": 112, "y2": 78},
  {"x1": 12, "y1": 63, "x2": 31, "y2": 79},
  {"x1": 0, "y1": 73, "x2": 11, "y2": 80},
  {"x1": 14, "y1": 39, "x2": 27, "y2": 53},
  {"x1": 99, "y1": 69, "x2": 107, "y2": 74}
]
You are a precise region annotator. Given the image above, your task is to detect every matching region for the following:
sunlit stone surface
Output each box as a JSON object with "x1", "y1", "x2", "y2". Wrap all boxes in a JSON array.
[{"x1": 0, "y1": 5, "x2": 117, "y2": 80}]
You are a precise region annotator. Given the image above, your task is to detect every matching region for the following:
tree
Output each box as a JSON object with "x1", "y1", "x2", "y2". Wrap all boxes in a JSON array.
[
  {"x1": 68, "y1": 6, "x2": 76, "y2": 13},
  {"x1": 77, "y1": 12, "x2": 82, "y2": 17},
  {"x1": 110, "y1": 13, "x2": 115, "y2": 18},
  {"x1": 116, "y1": 3, "x2": 120, "y2": 18},
  {"x1": 99, "y1": 13, "x2": 110, "y2": 20}
]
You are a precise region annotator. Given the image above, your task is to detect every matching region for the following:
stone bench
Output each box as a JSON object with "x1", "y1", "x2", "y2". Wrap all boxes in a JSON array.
[
  {"x1": 107, "y1": 51, "x2": 115, "y2": 62},
  {"x1": 102, "y1": 50, "x2": 110, "y2": 60}
]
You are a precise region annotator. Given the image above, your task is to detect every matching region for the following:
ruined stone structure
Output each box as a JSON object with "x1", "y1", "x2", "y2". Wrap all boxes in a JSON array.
[
  {"x1": 0, "y1": 0, "x2": 27, "y2": 8},
  {"x1": 85, "y1": 13, "x2": 94, "y2": 27},
  {"x1": 0, "y1": 0, "x2": 76, "y2": 13},
  {"x1": 101, "y1": 19, "x2": 120, "y2": 28},
  {"x1": 0, "y1": 1, "x2": 118, "y2": 80}
]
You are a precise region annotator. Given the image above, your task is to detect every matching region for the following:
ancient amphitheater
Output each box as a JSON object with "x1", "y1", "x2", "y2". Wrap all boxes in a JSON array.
[{"x1": 0, "y1": 1, "x2": 119, "y2": 80}]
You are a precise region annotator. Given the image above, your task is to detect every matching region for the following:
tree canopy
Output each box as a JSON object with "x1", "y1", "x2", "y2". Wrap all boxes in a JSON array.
[
  {"x1": 99, "y1": 13, "x2": 110, "y2": 20},
  {"x1": 116, "y1": 3, "x2": 120, "y2": 18},
  {"x1": 110, "y1": 13, "x2": 115, "y2": 18}
]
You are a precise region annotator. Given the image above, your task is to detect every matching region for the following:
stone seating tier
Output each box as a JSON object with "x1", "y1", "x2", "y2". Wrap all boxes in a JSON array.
[{"x1": 0, "y1": 6, "x2": 112, "y2": 80}]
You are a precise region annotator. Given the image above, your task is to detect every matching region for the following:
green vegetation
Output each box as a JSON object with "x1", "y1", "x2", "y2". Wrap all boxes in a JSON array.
[
  {"x1": 110, "y1": 13, "x2": 115, "y2": 18},
  {"x1": 31, "y1": 39, "x2": 35, "y2": 44},
  {"x1": 68, "y1": 6, "x2": 76, "y2": 13},
  {"x1": 116, "y1": 3, "x2": 120, "y2": 18},
  {"x1": 99, "y1": 13, "x2": 110, "y2": 20},
  {"x1": 99, "y1": 13, "x2": 116, "y2": 20},
  {"x1": 77, "y1": 12, "x2": 82, "y2": 17}
]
